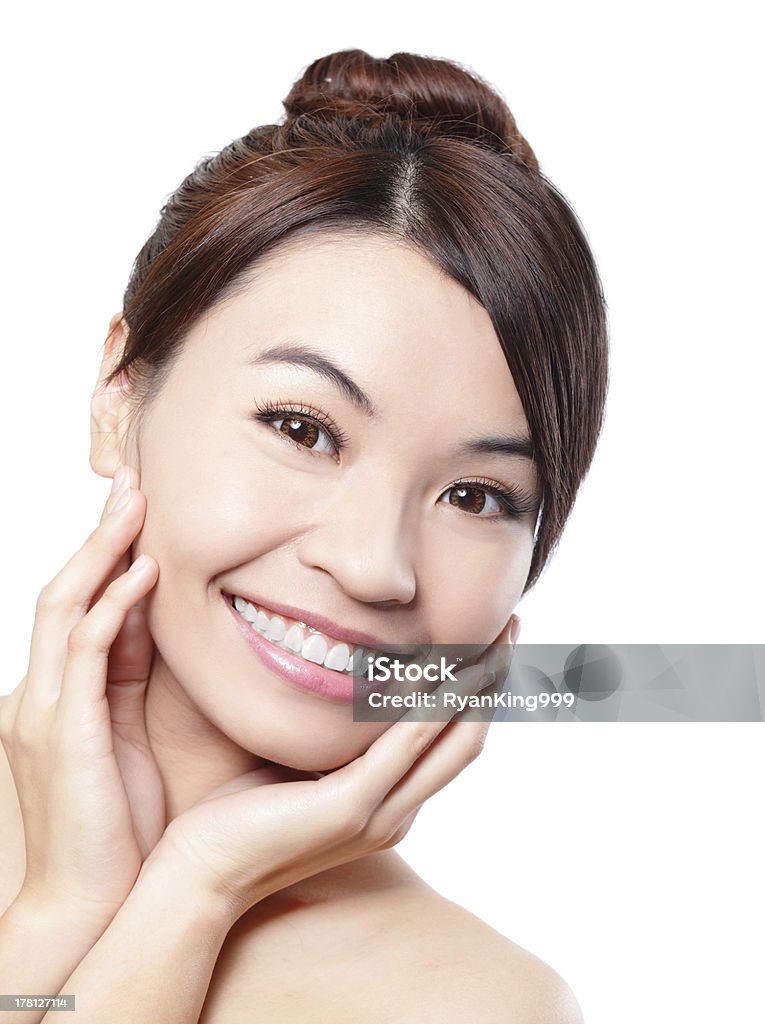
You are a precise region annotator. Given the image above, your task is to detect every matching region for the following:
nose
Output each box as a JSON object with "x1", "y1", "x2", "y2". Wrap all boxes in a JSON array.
[{"x1": 295, "y1": 481, "x2": 418, "y2": 606}]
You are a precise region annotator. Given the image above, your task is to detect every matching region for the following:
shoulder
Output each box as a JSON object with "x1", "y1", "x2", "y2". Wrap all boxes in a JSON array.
[{"x1": 375, "y1": 889, "x2": 585, "y2": 1024}]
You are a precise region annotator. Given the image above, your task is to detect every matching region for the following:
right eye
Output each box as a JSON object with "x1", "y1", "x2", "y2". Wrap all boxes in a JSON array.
[
  {"x1": 252, "y1": 398, "x2": 348, "y2": 460},
  {"x1": 268, "y1": 412, "x2": 336, "y2": 456}
]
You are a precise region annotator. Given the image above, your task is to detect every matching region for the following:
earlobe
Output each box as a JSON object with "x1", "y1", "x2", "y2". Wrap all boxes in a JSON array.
[{"x1": 89, "y1": 313, "x2": 132, "y2": 478}]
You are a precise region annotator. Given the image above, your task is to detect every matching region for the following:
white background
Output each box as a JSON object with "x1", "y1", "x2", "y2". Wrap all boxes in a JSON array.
[{"x1": 2, "y1": 2, "x2": 763, "y2": 1022}]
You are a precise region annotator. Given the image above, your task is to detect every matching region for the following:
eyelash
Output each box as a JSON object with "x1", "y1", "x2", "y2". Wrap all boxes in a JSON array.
[
  {"x1": 252, "y1": 397, "x2": 536, "y2": 523},
  {"x1": 253, "y1": 398, "x2": 350, "y2": 454}
]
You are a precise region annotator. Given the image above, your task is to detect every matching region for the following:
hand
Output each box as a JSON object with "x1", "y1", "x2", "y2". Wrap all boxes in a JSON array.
[
  {"x1": 150, "y1": 635, "x2": 514, "y2": 921},
  {"x1": 0, "y1": 465, "x2": 165, "y2": 933}
]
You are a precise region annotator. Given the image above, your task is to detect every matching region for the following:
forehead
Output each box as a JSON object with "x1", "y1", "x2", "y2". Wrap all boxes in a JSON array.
[{"x1": 196, "y1": 230, "x2": 528, "y2": 423}]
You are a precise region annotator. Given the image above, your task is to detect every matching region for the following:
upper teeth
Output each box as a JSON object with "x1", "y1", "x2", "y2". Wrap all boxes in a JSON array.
[{"x1": 231, "y1": 594, "x2": 374, "y2": 674}]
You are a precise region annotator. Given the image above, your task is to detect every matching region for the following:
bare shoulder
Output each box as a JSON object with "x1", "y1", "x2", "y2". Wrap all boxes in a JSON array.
[
  {"x1": 211, "y1": 854, "x2": 584, "y2": 1024},
  {"x1": 378, "y1": 888, "x2": 585, "y2": 1024}
]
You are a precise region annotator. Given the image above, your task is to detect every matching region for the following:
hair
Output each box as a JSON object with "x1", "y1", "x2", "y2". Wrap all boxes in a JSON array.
[{"x1": 102, "y1": 47, "x2": 609, "y2": 595}]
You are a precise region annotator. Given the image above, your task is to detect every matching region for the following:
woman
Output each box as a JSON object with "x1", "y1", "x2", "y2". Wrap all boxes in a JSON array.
[{"x1": 0, "y1": 48, "x2": 607, "y2": 1022}]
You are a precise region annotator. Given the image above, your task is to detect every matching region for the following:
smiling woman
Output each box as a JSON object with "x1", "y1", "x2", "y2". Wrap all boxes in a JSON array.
[{"x1": 0, "y1": 47, "x2": 606, "y2": 1024}]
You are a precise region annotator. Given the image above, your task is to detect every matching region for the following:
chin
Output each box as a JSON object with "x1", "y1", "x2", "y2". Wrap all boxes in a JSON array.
[{"x1": 235, "y1": 723, "x2": 383, "y2": 774}]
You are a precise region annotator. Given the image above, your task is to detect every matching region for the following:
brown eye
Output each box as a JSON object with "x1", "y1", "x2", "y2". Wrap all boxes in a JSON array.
[
  {"x1": 440, "y1": 479, "x2": 531, "y2": 521},
  {"x1": 265, "y1": 413, "x2": 336, "y2": 456},
  {"x1": 447, "y1": 485, "x2": 502, "y2": 516},
  {"x1": 279, "y1": 416, "x2": 321, "y2": 449},
  {"x1": 253, "y1": 398, "x2": 350, "y2": 459}
]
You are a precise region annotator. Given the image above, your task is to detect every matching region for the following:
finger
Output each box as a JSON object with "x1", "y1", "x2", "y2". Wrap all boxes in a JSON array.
[
  {"x1": 391, "y1": 620, "x2": 513, "y2": 698},
  {"x1": 0, "y1": 676, "x2": 28, "y2": 743},
  {"x1": 377, "y1": 617, "x2": 517, "y2": 815},
  {"x1": 90, "y1": 464, "x2": 138, "y2": 606},
  {"x1": 105, "y1": 600, "x2": 156, "y2": 742},
  {"x1": 101, "y1": 464, "x2": 135, "y2": 525},
  {"x1": 327, "y1": 660, "x2": 497, "y2": 812},
  {"x1": 372, "y1": 717, "x2": 491, "y2": 833},
  {"x1": 332, "y1": 620, "x2": 516, "y2": 827},
  {"x1": 378, "y1": 805, "x2": 421, "y2": 850},
  {"x1": 54, "y1": 553, "x2": 159, "y2": 719},
  {"x1": 23, "y1": 486, "x2": 147, "y2": 706},
  {"x1": 366, "y1": 638, "x2": 513, "y2": 838},
  {"x1": 510, "y1": 613, "x2": 522, "y2": 646},
  {"x1": 91, "y1": 465, "x2": 141, "y2": 610},
  {"x1": 16, "y1": 468, "x2": 132, "y2": 716}
]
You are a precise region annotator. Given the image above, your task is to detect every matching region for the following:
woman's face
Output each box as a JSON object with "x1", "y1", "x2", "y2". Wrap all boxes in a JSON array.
[{"x1": 117, "y1": 231, "x2": 542, "y2": 770}]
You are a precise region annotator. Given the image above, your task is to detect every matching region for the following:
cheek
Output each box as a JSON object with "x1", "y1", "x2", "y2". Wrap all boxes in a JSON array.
[
  {"x1": 425, "y1": 533, "x2": 533, "y2": 643},
  {"x1": 136, "y1": 432, "x2": 306, "y2": 577}
]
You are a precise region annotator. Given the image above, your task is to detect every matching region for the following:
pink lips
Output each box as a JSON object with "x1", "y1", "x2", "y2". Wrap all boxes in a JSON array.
[{"x1": 223, "y1": 592, "x2": 381, "y2": 704}]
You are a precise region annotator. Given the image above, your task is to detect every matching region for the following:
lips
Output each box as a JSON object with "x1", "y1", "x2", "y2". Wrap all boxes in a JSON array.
[{"x1": 222, "y1": 590, "x2": 390, "y2": 703}]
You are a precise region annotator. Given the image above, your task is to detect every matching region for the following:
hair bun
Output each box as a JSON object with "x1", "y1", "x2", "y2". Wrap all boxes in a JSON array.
[{"x1": 281, "y1": 48, "x2": 539, "y2": 172}]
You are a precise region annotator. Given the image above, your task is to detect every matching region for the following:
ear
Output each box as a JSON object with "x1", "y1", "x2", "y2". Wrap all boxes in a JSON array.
[{"x1": 89, "y1": 311, "x2": 134, "y2": 478}]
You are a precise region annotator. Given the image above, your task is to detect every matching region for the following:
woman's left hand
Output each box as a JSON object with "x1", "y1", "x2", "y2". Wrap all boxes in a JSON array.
[{"x1": 144, "y1": 634, "x2": 514, "y2": 920}]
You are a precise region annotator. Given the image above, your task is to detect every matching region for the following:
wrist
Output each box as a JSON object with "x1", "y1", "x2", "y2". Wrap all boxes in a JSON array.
[
  {"x1": 137, "y1": 837, "x2": 245, "y2": 933},
  {"x1": 2, "y1": 888, "x2": 112, "y2": 951}
]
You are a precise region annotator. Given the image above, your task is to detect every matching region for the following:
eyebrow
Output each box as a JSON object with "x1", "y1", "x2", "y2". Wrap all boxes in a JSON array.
[{"x1": 246, "y1": 342, "x2": 537, "y2": 464}]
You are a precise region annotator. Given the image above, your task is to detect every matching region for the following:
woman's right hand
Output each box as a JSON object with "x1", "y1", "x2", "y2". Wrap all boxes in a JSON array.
[{"x1": 0, "y1": 465, "x2": 165, "y2": 934}]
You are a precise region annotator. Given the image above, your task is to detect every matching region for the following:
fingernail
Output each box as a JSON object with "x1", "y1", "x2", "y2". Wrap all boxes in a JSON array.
[
  {"x1": 129, "y1": 553, "x2": 147, "y2": 573},
  {"x1": 110, "y1": 487, "x2": 132, "y2": 515},
  {"x1": 110, "y1": 465, "x2": 129, "y2": 498},
  {"x1": 510, "y1": 615, "x2": 522, "y2": 646}
]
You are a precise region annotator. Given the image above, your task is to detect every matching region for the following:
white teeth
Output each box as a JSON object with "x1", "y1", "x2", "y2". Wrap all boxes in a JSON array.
[
  {"x1": 231, "y1": 594, "x2": 383, "y2": 676},
  {"x1": 301, "y1": 633, "x2": 328, "y2": 665},
  {"x1": 283, "y1": 623, "x2": 304, "y2": 652},
  {"x1": 266, "y1": 616, "x2": 287, "y2": 642},
  {"x1": 239, "y1": 598, "x2": 259, "y2": 625},
  {"x1": 325, "y1": 641, "x2": 351, "y2": 671}
]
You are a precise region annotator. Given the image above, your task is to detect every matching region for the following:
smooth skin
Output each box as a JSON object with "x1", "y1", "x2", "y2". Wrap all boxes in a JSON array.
[
  {"x1": 0, "y1": 232, "x2": 584, "y2": 1023},
  {"x1": 0, "y1": 474, "x2": 508, "y2": 1023},
  {"x1": 1, "y1": 466, "x2": 505, "y2": 914}
]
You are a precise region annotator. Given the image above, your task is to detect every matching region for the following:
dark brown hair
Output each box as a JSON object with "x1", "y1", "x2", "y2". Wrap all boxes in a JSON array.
[{"x1": 103, "y1": 48, "x2": 609, "y2": 594}]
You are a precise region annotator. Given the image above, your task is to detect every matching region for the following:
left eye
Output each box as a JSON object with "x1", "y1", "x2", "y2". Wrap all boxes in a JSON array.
[{"x1": 441, "y1": 484, "x2": 506, "y2": 517}]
